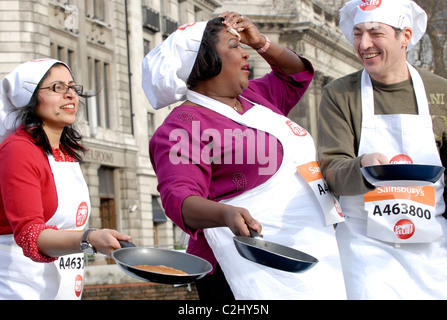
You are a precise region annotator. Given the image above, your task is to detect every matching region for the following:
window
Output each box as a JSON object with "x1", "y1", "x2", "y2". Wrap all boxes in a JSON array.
[
  {"x1": 93, "y1": 0, "x2": 105, "y2": 21},
  {"x1": 98, "y1": 166, "x2": 116, "y2": 264},
  {"x1": 98, "y1": 166, "x2": 116, "y2": 230},
  {"x1": 94, "y1": 59, "x2": 101, "y2": 125},
  {"x1": 50, "y1": 43, "x2": 77, "y2": 79},
  {"x1": 142, "y1": 6, "x2": 160, "y2": 32},
  {"x1": 152, "y1": 195, "x2": 167, "y2": 247},
  {"x1": 87, "y1": 57, "x2": 111, "y2": 129},
  {"x1": 147, "y1": 112, "x2": 155, "y2": 137},
  {"x1": 67, "y1": 49, "x2": 74, "y2": 68},
  {"x1": 86, "y1": 0, "x2": 106, "y2": 22},
  {"x1": 57, "y1": 45, "x2": 64, "y2": 61},
  {"x1": 162, "y1": 16, "x2": 178, "y2": 37},
  {"x1": 152, "y1": 196, "x2": 167, "y2": 223},
  {"x1": 143, "y1": 39, "x2": 151, "y2": 57},
  {"x1": 103, "y1": 62, "x2": 110, "y2": 128}
]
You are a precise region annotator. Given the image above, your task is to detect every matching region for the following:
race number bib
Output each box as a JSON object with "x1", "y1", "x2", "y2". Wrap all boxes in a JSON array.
[
  {"x1": 364, "y1": 186, "x2": 443, "y2": 243},
  {"x1": 297, "y1": 161, "x2": 344, "y2": 226}
]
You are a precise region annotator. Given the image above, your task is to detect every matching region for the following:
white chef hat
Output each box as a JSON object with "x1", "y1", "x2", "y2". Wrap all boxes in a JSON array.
[
  {"x1": 339, "y1": 0, "x2": 427, "y2": 51},
  {"x1": 141, "y1": 21, "x2": 208, "y2": 110},
  {"x1": 0, "y1": 58, "x2": 69, "y2": 143}
]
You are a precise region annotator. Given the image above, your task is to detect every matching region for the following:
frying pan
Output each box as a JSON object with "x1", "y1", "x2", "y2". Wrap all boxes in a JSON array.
[
  {"x1": 233, "y1": 229, "x2": 318, "y2": 273},
  {"x1": 112, "y1": 241, "x2": 212, "y2": 284},
  {"x1": 361, "y1": 164, "x2": 444, "y2": 187}
]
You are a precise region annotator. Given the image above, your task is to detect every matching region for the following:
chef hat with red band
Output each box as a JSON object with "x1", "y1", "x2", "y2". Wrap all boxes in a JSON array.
[
  {"x1": 141, "y1": 21, "x2": 208, "y2": 110},
  {"x1": 0, "y1": 58, "x2": 69, "y2": 143},
  {"x1": 339, "y1": 0, "x2": 427, "y2": 51}
]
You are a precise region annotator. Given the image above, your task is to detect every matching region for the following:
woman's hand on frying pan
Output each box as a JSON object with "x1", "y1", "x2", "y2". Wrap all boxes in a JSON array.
[
  {"x1": 89, "y1": 229, "x2": 131, "y2": 256},
  {"x1": 223, "y1": 205, "x2": 262, "y2": 237},
  {"x1": 181, "y1": 195, "x2": 261, "y2": 236}
]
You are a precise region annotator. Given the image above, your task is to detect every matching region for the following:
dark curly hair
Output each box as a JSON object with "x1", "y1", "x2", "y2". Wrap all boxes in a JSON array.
[
  {"x1": 15, "y1": 63, "x2": 88, "y2": 162},
  {"x1": 187, "y1": 17, "x2": 226, "y2": 89}
]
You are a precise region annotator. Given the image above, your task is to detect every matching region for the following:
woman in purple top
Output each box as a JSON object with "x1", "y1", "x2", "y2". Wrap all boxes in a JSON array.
[{"x1": 143, "y1": 12, "x2": 346, "y2": 300}]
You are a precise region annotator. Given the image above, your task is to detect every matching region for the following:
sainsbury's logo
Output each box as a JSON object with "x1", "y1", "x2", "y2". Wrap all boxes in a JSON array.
[
  {"x1": 360, "y1": 0, "x2": 382, "y2": 11},
  {"x1": 309, "y1": 166, "x2": 321, "y2": 175}
]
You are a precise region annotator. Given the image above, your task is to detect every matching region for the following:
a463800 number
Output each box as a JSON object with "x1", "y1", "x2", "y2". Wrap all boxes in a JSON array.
[{"x1": 372, "y1": 203, "x2": 432, "y2": 220}]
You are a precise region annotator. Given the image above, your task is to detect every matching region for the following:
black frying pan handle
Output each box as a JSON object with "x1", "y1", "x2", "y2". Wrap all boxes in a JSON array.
[
  {"x1": 118, "y1": 240, "x2": 136, "y2": 248},
  {"x1": 249, "y1": 228, "x2": 263, "y2": 239}
]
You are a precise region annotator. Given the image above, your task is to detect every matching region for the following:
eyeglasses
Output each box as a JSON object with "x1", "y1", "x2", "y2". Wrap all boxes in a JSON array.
[{"x1": 39, "y1": 83, "x2": 84, "y2": 95}]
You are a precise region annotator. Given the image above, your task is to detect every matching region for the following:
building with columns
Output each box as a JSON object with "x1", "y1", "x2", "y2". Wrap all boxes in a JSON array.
[{"x1": 0, "y1": 0, "x2": 362, "y2": 294}]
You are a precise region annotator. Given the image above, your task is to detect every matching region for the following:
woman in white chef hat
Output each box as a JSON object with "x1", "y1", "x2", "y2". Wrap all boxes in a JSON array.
[
  {"x1": 317, "y1": 0, "x2": 447, "y2": 299},
  {"x1": 144, "y1": 12, "x2": 346, "y2": 300},
  {"x1": 0, "y1": 58, "x2": 130, "y2": 300}
]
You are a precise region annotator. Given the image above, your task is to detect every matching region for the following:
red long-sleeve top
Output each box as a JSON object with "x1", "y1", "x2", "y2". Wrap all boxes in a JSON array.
[{"x1": 0, "y1": 128, "x2": 75, "y2": 262}]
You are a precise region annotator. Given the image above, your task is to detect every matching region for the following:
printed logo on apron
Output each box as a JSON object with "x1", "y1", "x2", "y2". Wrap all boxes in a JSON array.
[
  {"x1": 76, "y1": 202, "x2": 89, "y2": 227},
  {"x1": 286, "y1": 120, "x2": 308, "y2": 136},
  {"x1": 75, "y1": 274, "x2": 83, "y2": 298},
  {"x1": 394, "y1": 219, "x2": 414, "y2": 240},
  {"x1": 390, "y1": 154, "x2": 413, "y2": 164}
]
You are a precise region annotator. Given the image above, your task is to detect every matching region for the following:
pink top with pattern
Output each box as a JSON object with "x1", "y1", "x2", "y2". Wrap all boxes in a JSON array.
[{"x1": 149, "y1": 60, "x2": 315, "y2": 272}]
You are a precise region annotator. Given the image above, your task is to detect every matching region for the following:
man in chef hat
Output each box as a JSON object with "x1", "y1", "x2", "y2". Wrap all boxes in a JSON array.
[{"x1": 317, "y1": 0, "x2": 447, "y2": 299}]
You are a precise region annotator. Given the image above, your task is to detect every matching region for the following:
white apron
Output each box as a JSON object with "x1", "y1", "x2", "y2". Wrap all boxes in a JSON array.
[
  {"x1": 0, "y1": 154, "x2": 90, "y2": 300},
  {"x1": 187, "y1": 90, "x2": 346, "y2": 300},
  {"x1": 337, "y1": 64, "x2": 447, "y2": 299}
]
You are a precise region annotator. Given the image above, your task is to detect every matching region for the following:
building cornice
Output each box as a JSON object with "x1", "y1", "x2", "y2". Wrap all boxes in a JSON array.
[
  {"x1": 250, "y1": 17, "x2": 361, "y2": 68},
  {"x1": 286, "y1": 21, "x2": 361, "y2": 67},
  {"x1": 194, "y1": 0, "x2": 223, "y2": 11}
]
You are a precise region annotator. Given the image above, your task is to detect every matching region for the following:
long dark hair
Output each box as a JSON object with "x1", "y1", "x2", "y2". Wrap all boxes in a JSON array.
[
  {"x1": 187, "y1": 17, "x2": 226, "y2": 89},
  {"x1": 15, "y1": 63, "x2": 87, "y2": 162}
]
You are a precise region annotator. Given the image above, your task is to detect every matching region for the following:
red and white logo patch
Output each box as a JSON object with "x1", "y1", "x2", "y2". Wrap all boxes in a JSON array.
[
  {"x1": 76, "y1": 201, "x2": 89, "y2": 227},
  {"x1": 394, "y1": 219, "x2": 415, "y2": 240},
  {"x1": 390, "y1": 154, "x2": 413, "y2": 164},
  {"x1": 75, "y1": 274, "x2": 83, "y2": 298},
  {"x1": 359, "y1": 0, "x2": 382, "y2": 11},
  {"x1": 177, "y1": 22, "x2": 197, "y2": 31},
  {"x1": 286, "y1": 120, "x2": 307, "y2": 137},
  {"x1": 334, "y1": 199, "x2": 344, "y2": 218},
  {"x1": 30, "y1": 58, "x2": 53, "y2": 63}
]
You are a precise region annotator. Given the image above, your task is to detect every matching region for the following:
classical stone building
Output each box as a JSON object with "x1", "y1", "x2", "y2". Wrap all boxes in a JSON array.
[{"x1": 0, "y1": 0, "x2": 362, "y2": 298}]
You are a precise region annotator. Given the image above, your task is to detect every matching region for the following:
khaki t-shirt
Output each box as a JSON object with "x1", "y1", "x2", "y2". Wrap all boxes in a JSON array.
[{"x1": 317, "y1": 67, "x2": 447, "y2": 200}]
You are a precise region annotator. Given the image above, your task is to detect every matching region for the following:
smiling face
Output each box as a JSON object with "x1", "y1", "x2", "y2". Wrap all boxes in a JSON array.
[
  {"x1": 353, "y1": 22, "x2": 412, "y2": 84},
  {"x1": 35, "y1": 65, "x2": 79, "y2": 132}
]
